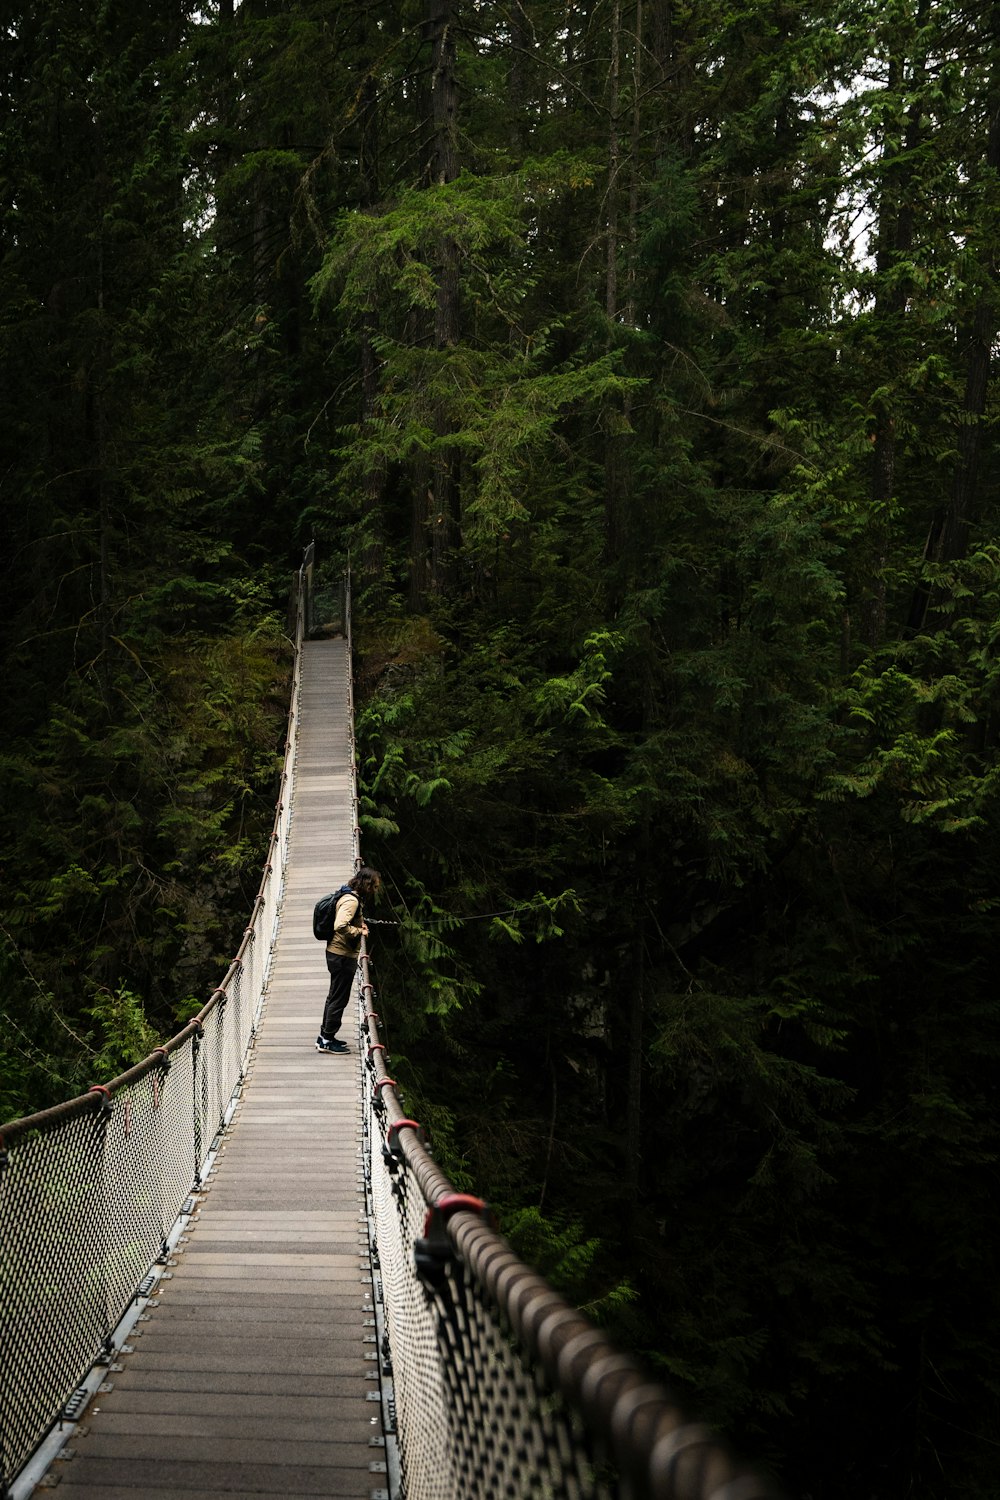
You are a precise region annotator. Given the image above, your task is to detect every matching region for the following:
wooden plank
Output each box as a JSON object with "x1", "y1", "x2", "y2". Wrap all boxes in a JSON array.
[
  {"x1": 85, "y1": 1368, "x2": 376, "y2": 1397},
  {"x1": 132, "y1": 1328, "x2": 370, "y2": 1356},
  {"x1": 59, "y1": 1435, "x2": 374, "y2": 1467},
  {"x1": 75, "y1": 1391, "x2": 379, "y2": 1423},
  {"x1": 113, "y1": 1349, "x2": 375, "y2": 1376},
  {"x1": 77, "y1": 1409, "x2": 378, "y2": 1443},
  {"x1": 148, "y1": 1289, "x2": 370, "y2": 1312},
  {"x1": 50, "y1": 1458, "x2": 371, "y2": 1497},
  {"x1": 55, "y1": 1488, "x2": 369, "y2": 1500}
]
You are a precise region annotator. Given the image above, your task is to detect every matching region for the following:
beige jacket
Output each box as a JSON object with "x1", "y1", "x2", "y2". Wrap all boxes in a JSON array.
[{"x1": 326, "y1": 891, "x2": 364, "y2": 958}]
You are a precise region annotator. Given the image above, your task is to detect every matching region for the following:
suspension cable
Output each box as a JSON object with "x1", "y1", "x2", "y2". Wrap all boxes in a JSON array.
[{"x1": 366, "y1": 907, "x2": 521, "y2": 928}]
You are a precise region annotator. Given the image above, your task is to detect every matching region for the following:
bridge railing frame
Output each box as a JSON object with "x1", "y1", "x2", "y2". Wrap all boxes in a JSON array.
[{"x1": 0, "y1": 551, "x2": 311, "y2": 1500}]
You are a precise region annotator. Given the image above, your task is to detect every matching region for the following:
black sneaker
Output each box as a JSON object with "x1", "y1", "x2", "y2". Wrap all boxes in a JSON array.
[{"x1": 316, "y1": 1034, "x2": 348, "y2": 1053}]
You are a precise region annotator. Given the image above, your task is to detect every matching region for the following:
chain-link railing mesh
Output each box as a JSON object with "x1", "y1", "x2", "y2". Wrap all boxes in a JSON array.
[
  {"x1": 93, "y1": 1072, "x2": 170, "y2": 1330},
  {"x1": 0, "y1": 556, "x2": 310, "y2": 1495},
  {"x1": 426, "y1": 1264, "x2": 607, "y2": 1499},
  {"x1": 338, "y1": 568, "x2": 771, "y2": 1500},
  {"x1": 369, "y1": 1090, "x2": 460, "y2": 1499},
  {"x1": 0, "y1": 1104, "x2": 106, "y2": 1489},
  {"x1": 154, "y1": 1040, "x2": 198, "y2": 1245},
  {"x1": 357, "y1": 982, "x2": 780, "y2": 1500},
  {"x1": 366, "y1": 1074, "x2": 610, "y2": 1500}
]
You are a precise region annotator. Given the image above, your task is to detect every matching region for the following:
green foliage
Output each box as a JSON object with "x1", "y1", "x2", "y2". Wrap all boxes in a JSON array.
[
  {"x1": 503, "y1": 1206, "x2": 637, "y2": 1325},
  {"x1": 530, "y1": 632, "x2": 622, "y2": 727},
  {"x1": 5, "y1": 0, "x2": 1000, "y2": 1493},
  {"x1": 86, "y1": 984, "x2": 160, "y2": 1079},
  {"x1": 0, "y1": 622, "x2": 289, "y2": 1115},
  {"x1": 311, "y1": 160, "x2": 638, "y2": 562}
]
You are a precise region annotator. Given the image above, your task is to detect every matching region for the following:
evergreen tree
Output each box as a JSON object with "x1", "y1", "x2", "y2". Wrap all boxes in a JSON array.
[{"x1": 3, "y1": 2, "x2": 1000, "y2": 1493}]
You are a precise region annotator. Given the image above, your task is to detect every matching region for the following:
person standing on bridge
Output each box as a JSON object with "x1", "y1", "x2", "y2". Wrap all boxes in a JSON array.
[{"x1": 316, "y1": 866, "x2": 382, "y2": 1053}]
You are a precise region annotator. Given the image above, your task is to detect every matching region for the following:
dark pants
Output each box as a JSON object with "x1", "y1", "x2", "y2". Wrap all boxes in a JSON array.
[{"x1": 321, "y1": 953, "x2": 356, "y2": 1040}]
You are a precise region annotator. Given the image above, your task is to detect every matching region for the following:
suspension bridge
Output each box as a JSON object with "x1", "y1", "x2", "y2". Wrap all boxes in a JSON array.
[{"x1": 0, "y1": 555, "x2": 779, "y2": 1500}]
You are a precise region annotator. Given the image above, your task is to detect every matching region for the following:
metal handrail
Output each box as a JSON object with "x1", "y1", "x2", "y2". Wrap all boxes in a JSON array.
[{"x1": 357, "y1": 981, "x2": 779, "y2": 1498}]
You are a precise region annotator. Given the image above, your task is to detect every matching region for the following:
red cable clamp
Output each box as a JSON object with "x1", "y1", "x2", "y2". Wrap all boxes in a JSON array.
[
  {"x1": 367, "y1": 1043, "x2": 386, "y2": 1059},
  {"x1": 361, "y1": 983, "x2": 375, "y2": 998},
  {"x1": 386, "y1": 1118, "x2": 425, "y2": 1157},
  {"x1": 423, "y1": 1193, "x2": 494, "y2": 1238},
  {"x1": 372, "y1": 1076, "x2": 396, "y2": 1114},
  {"x1": 88, "y1": 1085, "x2": 113, "y2": 1112},
  {"x1": 415, "y1": 1194, "x2": 496, "y2": 1286},
  {"x1": 365, "y1": 1012, "x2": 380, "y2": 1027}
]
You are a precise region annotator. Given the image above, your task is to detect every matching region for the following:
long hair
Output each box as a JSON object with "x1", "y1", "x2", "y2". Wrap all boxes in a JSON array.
[{"x1": 350, "y1": 866, "x2": 381, "y2": 901}]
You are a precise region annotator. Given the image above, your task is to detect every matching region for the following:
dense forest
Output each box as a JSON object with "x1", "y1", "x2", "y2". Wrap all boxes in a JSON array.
[{"x1": 2, "y1": 2, "x2": 999, "y2": 1495}]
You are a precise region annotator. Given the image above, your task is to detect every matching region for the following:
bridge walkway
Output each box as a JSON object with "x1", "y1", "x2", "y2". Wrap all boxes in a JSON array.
[{"x1": 50, "y1": 639, "x2": 381, "y2": 1500}]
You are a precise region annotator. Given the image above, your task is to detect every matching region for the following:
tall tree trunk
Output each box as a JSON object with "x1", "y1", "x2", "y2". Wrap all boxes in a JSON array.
[
  {"x1": 508, "y1": 1, "x2": 531, "y2": 155},
  {"x1": 625, "y1": 0, "x2": 642, "y2": 328},
  {"x1": 602, "y1": 0, "x2": 627, "y2": 581},
  {"x1": 937, "y1": 17, "x2": 1000, "y2": 564},
  {"x1": 426, "y1": 0, "x2": 460, "y2": 600},
  {"x1": 907, "y1": 6, "x2": 1000, "y2": 630},
  {"x1": 429, "y1": 0, "x2": 460, "y2": 355},
  {"x1": 863, "y1": 36, "x2": 922, "y2": 649},
  {"x1": 624, "y1": 828, "x2": 646, "y2": 1211},
  {"x1": 91, "y1": 134, "x2": 111, "y2": 672},
  {"x1": 358, "y1": 42, "x2": 387, "y2": 596},
  {"x1": 940, "y1": 300, "x2": 995, "y2": 562},
  {"x1": 606, "y1": 0, "x2": 621, "y2": 324}
]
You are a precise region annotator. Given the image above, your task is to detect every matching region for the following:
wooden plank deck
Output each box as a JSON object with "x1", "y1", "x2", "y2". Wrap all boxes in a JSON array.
[{"x1": 52, "y1": 640, "x2": 382, "y2": 1500}]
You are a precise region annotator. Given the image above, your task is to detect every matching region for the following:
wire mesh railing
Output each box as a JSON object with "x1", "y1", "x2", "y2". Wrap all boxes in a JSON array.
[
  {"x1": 345, "y1": 585, "x2": 780, "y2": 1500},
  {"x1": 355, "y1": 978, "x2": 781, "y2": 1500},
  {"x1": 0, "y1": 555, "x2": 309, "y2": 1499}
]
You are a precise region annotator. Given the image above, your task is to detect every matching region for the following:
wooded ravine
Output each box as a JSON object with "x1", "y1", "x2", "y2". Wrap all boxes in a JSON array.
[{"x1": 2, "y1": 4, "x2": 999, "y2": 1495}]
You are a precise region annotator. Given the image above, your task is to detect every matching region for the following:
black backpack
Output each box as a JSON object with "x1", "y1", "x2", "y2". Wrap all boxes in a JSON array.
[{"x1": 312, "y1": 884, "x2": 356, "y2": 941}]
